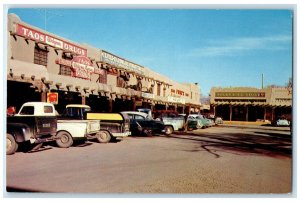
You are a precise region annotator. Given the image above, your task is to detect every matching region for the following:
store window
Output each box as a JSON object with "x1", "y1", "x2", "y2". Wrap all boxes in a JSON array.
[
  {"x1": 117, "y1": 76, "x2": 126, "y2": 88},
  {"x1": 34, "y1": 46, "x2": 48, "y2": 67},
  {"x1": 59, "y1": 65, "x2": 72, "y2": 76},
  {"x1": 59, "y1": 53, "x2": 73, "y2": 76},
  {"x1": 97, "y1": 70, "x2": 107, "y2": 84},
  {"x1": 117, "y1": 72, "x2": 130, "y2": 88}
]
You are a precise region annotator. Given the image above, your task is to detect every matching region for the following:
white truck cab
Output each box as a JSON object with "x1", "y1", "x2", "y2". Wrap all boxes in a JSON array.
[{"x1": 16, "y1": 102, "x2": 56, "y2": 116}]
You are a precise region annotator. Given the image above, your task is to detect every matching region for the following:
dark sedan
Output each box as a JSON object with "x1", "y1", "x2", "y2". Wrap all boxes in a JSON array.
[{"x1": 121, "y1": 111, "x2": 165, "y2": 136}]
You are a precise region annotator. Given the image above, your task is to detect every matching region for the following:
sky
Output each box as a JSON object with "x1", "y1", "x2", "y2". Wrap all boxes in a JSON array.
[{"x1": 6, "y1": 8, "x2": 293, "y2": 96}]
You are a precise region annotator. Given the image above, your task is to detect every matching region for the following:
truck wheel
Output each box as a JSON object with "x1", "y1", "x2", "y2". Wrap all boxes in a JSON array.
[
  {"x1": 164, "y1": 126, "x2": 174, "y2": 136},
  {"x1": 7, "y1": 133, "x2": 18, "y2": 155},
  {"x1": 56, "y1": 131, "x2": 73, "y2": 148},
  {"x1": 96, "y1": 131, "x2": 111, "y2": 143}
]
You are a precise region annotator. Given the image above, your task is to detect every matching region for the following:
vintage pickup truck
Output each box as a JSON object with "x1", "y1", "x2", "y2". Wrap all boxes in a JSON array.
[
  {"x1": 6, "y1": 102, "x2": 57, "y2": 155},
  {"x1": 56, "y1": 119, "x2": 100, "y2": 148},
  {"x1": 7, "y1": 102, "x2": 102, "y2": 150},
  {"x1": 60, "y1": 104, "x2": 131, "y2": 143}
]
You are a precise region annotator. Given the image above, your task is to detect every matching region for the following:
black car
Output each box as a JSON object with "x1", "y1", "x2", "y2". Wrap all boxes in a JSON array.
[{"x1": 121, "y1": 111, "x2": 165, "y2": 136}]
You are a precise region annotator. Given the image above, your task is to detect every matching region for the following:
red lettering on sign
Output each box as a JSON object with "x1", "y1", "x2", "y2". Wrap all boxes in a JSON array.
[{"x1": 16, "y1": 24, "x2": 87, "y2": 56}]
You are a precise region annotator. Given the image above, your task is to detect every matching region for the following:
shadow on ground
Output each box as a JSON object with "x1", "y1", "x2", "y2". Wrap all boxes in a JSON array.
[{"x1": 166, "y1": 129, "x2": 292, "y2": 159}]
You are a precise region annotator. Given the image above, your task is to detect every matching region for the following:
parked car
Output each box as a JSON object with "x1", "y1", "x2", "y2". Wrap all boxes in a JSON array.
[
  {"x1": 215, "y1": 117, "x2": 224, "y2": 125},
  {"x1": 154, "y1": 110, "x2": 198, "y2": 134},
  {"x1": 188, "y1": 114, "x2": 212, "y2": 128},
  {"x1": 206, "y1": 117, "x2": 215, "y2": 127},
  {"x1": 275, "y1": 118, "x2": 290, "y2": 126},
  {"x1": 137, "y1": 108, "x2": 153, "y2": 119},
  {"x1": 187, "y1": 114, "x2": 205, "y2": 129},
  {"x1": 122, "y1": 111, "x2": 165, "y2": 136}
]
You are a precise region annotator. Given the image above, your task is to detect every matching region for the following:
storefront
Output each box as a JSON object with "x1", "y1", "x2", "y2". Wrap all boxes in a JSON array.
[
  {"x1": 210, "y1": 87, "x2": 292, "y2": 122},
  {"x1": 7, "y1": 13, "x2": 201, "y2": 115}
]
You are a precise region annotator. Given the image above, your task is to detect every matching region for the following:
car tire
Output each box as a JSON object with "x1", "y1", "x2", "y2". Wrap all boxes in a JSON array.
[
  {"x1": 56, "y1": 131, "x2": 73, "y2": 148},
  {"x1": 143, "y1": 129, "x2": 153, "y2": 137},
  {"x1": 7, "y1": 133, "x2": 18, "y2": 155},
  {"x1": 96, "y1": 131, "x2": 111, "y2": 143},
  {"x1": 164, "y1": 126, "x2": 174, "y2": 136}
]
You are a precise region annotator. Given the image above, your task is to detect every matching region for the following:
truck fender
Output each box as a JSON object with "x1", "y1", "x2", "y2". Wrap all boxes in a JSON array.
[{"x1": 6, "y1": 123, "x2": 32, "y2": 143}]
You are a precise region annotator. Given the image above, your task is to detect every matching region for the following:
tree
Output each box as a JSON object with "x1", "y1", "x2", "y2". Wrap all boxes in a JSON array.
[{"x1": 286, "y1": 77, "x2": 292, "y2": 95}]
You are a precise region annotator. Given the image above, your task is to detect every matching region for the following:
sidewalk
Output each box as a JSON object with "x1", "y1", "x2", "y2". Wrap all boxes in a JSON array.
[
  {"x1": 221, "y1": 121, "x2": 291, "y2": 131},
  {"x1": 223, "y1": 121, "x2": 269, "y2": 126}
]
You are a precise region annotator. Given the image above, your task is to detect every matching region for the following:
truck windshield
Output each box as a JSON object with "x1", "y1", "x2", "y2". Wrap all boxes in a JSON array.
[{"x1": 63, "y1": 107, "x2": 91, "y2": 119}]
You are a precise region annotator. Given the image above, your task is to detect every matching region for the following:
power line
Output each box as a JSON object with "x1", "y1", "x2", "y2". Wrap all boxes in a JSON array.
[{"x1": 35, "y1": 9, "x2": 62, "y2": 31}]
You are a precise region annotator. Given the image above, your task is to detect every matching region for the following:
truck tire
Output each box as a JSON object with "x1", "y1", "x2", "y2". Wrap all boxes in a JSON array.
[
  {"x1": 56, "y1": 131, "x2": 73, "y2": 148},
  {"x1": 96, "y1": 131, "x2": 111, "y2": 143},
  {"x1": 7, "y1": 133, "x2": 18, "y2": 155},
  {"x1": 164, "y1": 126, "x2": 174, "y2": 136}
]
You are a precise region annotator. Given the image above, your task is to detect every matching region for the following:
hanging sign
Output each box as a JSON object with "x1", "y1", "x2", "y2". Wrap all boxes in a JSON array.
[
  {"x1": 167, "y1": 96, "x2": 186, "y2": 104},
  {"x1": 101, "y1": 51, "x2": 144, "y2": 75},
  {"x1": 215, "y1": 92, "x2": 266, "y2": 97},
  {"x1": 142, "y1": 92, "x2": 154, "y2": 99},
  {"x1": 16, "y1": 24, "x2": 87, "y2": 56},
  {"x1": 47, "y1": 92, "x2": 58, "y2": 105},
  {"x1": 56, "y1": 56, "x2": 105, "y2": 80}
]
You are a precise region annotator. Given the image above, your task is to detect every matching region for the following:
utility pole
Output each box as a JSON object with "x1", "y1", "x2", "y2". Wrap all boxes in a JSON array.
[
  {"x1": 261, "y1": 73, "x2": 264, "y2": 89},
  {"x1": 36, "y1": 9, "x2": 62, "y2": 31}
]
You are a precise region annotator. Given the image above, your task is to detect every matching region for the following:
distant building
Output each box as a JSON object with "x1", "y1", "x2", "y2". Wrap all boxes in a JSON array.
[
  {"x1": 210, "y1": 86, "x2": 292, "y2": 122},
  {"x1": 7, "y1": 14, "x2": 201, "y2": 113}
]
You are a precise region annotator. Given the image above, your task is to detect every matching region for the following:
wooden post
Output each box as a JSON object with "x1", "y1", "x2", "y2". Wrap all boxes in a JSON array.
[
  {"x1": 108, "y1": 99, "x2": 113, "y2": 113},
  {"x1": 246, "y1": 105, "x2": 249, "y2": 122},
  {"x1": 132, "y1": 98, "x2": 136, "y2": 111},
  {"x1": 264, "y1": 106, "x2": 267, "y2": 121},
  {"x1": 229, "y1": 105, "x2": 232, "y2": 121},
  {"x1": 213, "y1": 106, "x2": 216, "y2": 116},
  {"x1": 41, "y1": 92, "x2": 47, "y2": 102},
  {"x1": 81, "y1": 95, "x2": 86, "y2": 105}
]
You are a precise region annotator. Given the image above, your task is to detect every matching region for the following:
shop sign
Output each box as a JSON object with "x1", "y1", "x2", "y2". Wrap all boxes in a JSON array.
[
  {"x1": 101, "y1": 51, "x2": 144, "y2": 75},
  {"x1": 135, "y1": 101, "x2": 143, "y2": 106},
  {"x1": 167, "y1": 96, "x2": 185, "y2": 104},
  {"x1": 47, "y1": 92, "x2": 58, "y2": 104},
  {"x1": 142, "y1": 92, "x2": 154, "y2": 99},
  {"x1": 16, "y1": 24, "x2": 87, "y2": 56},
  {"x1": 55, "y1": 56, "x2": 105, "y2": 80},
  {"x1": 215, "y1": 92, "x2": 266, "y2": 97}
]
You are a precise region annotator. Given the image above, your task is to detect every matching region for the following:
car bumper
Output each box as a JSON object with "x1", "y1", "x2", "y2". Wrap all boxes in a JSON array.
[{"x1": 111, "y1": 131, "x2": 131, "y2": 137}]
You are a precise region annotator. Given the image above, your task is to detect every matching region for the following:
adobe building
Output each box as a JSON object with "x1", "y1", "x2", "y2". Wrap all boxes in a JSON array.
[
  {"x1": 7, "y1": 13, "x2": 201, "y2": 114},
  {"x1": 210, "y1": 86, "x2": 292, "y2": 122}
]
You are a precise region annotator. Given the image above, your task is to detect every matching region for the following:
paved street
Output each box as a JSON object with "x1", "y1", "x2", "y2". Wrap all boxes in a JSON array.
[{"x1": 6, "y1": 125, "x2": 292, "y2": 195}]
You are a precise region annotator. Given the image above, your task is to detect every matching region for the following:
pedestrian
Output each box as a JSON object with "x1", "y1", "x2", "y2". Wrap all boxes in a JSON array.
[{"x1": 184, "y1": 112, "x2": 189, "y2": 132}]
